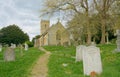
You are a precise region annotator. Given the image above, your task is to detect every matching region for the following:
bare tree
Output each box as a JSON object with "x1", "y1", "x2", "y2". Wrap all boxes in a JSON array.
[
  {"x1": 93, "y1": 0, "x2": 115, "y2": 44},
  {"x1": 41, "y1": 0, "x2": 93, "y2": 45}
]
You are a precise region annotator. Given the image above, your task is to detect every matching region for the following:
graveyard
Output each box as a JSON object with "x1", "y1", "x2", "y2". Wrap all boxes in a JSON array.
[
  {"x1": 0, "y1": 44, "x2": 120, "y2": 77},
  {"x1": 0, "y1": 0, "x2": 120, "y2": 77},
  {"x1": 0, "y1": 47, "x2": 44, "y2": 77}
]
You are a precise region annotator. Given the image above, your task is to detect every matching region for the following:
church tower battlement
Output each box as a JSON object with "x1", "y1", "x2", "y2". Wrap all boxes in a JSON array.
[{"x1": 41, "y1": 20, "x2": 50, "y2": 34}]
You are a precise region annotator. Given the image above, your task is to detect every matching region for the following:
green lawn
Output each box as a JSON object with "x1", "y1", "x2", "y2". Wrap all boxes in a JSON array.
[
  {"x1": 0, "y1": 47, "x2": 44, "y2": 77},
  {"x1": 0, "y1": 44, "x2": 120, "y2": 77},
  {"x1": 44, "y1": 44, "x2": 120, "y2": 77}
]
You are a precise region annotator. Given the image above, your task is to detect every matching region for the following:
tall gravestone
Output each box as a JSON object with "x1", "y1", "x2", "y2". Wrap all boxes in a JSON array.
[
  {"x1": 20, "y1": 44, "x2": 24, "y2": 56},
  {"x1": 83, "y1": 46, "x2": 102, "y2": 76},
  {"x1": 0, "y1": 44, "x2": 2, "y2": 52},
  {"x1": 76, "y1": 45, "x2": 86, "y2": 62},
  {"x1": 116, "y1": 29, "x2": 120, "y2": 52},
  {"x1": 25, "y1": 43, "x2": 28, "y2": 51},
  {"x1": 4, "y1": 47, "x2": 15, "y2": 61}
]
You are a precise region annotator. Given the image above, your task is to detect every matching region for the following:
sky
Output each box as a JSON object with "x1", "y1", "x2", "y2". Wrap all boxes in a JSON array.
[{"x1": 0, "y1": 0, "x2": 61, "y2": 41}]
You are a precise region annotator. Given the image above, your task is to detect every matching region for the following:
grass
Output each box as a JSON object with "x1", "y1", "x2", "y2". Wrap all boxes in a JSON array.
[
  {"x1": 0, "y1": 44, "x2": 120, "y2": 77},
  {"x1": 43, "y1": 44, "x2": 120, "y2": 77},
  {"x1": 0, "y1": 47, "x2": 44, "y2": 77}
]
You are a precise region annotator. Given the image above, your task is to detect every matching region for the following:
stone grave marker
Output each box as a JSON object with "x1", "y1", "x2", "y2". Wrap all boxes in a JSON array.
[
  {"x1": 76, "y1": 45, "x2": 86, "y2": 62},
  {"x1": 0, "y1": 44, "x2": 2, "y2": 52},
  {"x1": 4, "y1": 47, "x2": 15, "y2": 61},
  {"x1": 13, "y1": 44, "x2": 16, "y2": 48},
  {"x1": 115, "y1": 29, "x2": 120, "y2": 52},
  {"x1": 11, "y1": 43, "x2": 16, "y2": 49},
  {"x1": 25, "y1": 43, "x2": 28, "y2": 51},
  {"x1": 20, "y1": 44, "x2": 24, "y2": 56},
  {"x1": 83, "y1": 46, "x2": 102, "y2": 76},
  {"x1": 91, "y1": 42, "x2": 96, "y2": 46}
]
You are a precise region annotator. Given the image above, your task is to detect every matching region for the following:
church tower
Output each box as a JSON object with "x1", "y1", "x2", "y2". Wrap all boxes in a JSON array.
[{"x1": 41, "y1": 20, "x2": 50, "y2": 34}]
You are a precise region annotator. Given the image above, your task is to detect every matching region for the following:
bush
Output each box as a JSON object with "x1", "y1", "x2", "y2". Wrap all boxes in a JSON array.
[{"x1": 26, "y1": 41, "x2": 34, "y2": 47}]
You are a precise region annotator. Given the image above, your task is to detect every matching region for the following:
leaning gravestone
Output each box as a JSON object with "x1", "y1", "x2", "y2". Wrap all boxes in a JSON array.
[
  {"x1": 115, "y1": 29, "x2": 120, "y2": 52},
  {"x1": 76, "y1": 45, "x2": 86, "y2": 62},
  {"x1": 0, "y1": 44, "x2": 2, "y2": 52},
  {"x1": 83, "y1": 46, "x2": 102, "y2": 76},
  {"x1": 4, "y1": 47, "x2": 15, "y2": 61},
  {"x1": 24, "y1": 43, "x2": 28, "y2": 51}
]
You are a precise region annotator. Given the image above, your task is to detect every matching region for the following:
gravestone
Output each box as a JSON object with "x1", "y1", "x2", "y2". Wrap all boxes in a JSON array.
[
  {"x1": 83, "y1": 46, "x2": 102, "y2": 76},
  {"x1": 115, "y1": 29, "x2": 120, "y2": 52},
  {"x1": 20, "y1": 44, "x2": 24, "y2": 56},
  {"x1": 25, "y1": 43, "x2": 28, "y2": 51},
  {"x1": 0, "y1": 44, "x2": 2, "y2": 52},
  {"x1": 11, "y1": 43, "x2": 16, "y2": 49},
  {"x1": 4, "y1": 47, "x2": 15, "y2": 61},
  {"x1": 91, "y1": 42, "x2": 96, "y2": 46},
  {"x1": 13, "y1": 44, "x2": 16, "y2": 48},
  {"x1": 76, "y1": 45, "x2": 86, "y2": 62}
]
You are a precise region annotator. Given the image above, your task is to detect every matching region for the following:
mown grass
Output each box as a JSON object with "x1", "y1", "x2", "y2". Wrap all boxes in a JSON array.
[
  {"x1": 0, "y1": 47, "x2": 44, "y2": 77},
  {"x1": 44, "y1": 44, "x2": 120, "y2": 77}
]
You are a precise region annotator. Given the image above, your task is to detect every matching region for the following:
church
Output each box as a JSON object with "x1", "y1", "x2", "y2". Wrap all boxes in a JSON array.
[{"x1": 34, "y1": 20, "x2": 70, "y2": 47}]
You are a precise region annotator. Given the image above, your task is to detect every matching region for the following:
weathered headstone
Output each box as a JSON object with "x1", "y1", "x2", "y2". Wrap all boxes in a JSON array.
[
  {"x1": 91, "y1": 42, "x2": 96, "y2": 46},
  {"x1": 25, "y1": 43, "x2": 28, "y2": 51},
  {"x1": 11, "y1": 43, "x2": 16, "y2": 49},
  {"x1": 13, "y1": 44, "x2": 16, "y2": 48},
  {"x1": 83, "y1": 46, "x2": 102, "y2": 76},
  {"x1": 20, "y1": 44, "x2": 24, "y2": 56},
  {"x1": 76, "y1": 45, "x2": 86, "y2": 62},
  {"x1": 115, "y1": 29, "x2": 120, "y2": 52},
  {"x1": 0, "y1": 44, "x2": 2, "y2": 52},
  {"x1": 4, "y1": 47, "x2": 15, "y2": 61}
]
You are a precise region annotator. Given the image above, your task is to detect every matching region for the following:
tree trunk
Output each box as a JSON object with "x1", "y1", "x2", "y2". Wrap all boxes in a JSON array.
[
  {"x1": 87, "y1": 28, "x2": 92, "y2": 45},
  {"x1": 86, "y1": 5, "x2": 91, "y2": 45},
  {"x1": 100, "y1": 19, "x2": 106, "y2": 44}
]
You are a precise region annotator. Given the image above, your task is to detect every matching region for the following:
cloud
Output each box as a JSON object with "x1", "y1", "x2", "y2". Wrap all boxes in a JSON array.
[
  {"x1": 0, "y1": 0, "x2": 42, "y2": 40},
  {"x1": 0, "y1": 0, "x2": 66, "y2": 41}
]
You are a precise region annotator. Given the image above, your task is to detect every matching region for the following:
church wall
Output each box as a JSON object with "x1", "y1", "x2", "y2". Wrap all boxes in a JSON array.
[
  {"x1": 43, "y1": 33, "x2": 49, "y2": 46},
  {"x1": 48, "y1": 24, "x2": 69, "y2": 46},
  {"x1": 39, "y1": 20, "x2": 70, "y2": 46},
  {"x1": 40, "y1": 36, "x2": 43, "y2": 46},
  {"x1": 48, "y1": 32, "x2": 57, "y2": 45},
  {"x1": 61, "y1": 31, "x2": 70, "y2": 45}
]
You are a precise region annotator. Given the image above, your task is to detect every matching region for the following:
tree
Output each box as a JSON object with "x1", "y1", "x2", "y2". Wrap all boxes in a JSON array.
[
  {"x1": 41, "y1": 0, "x2": 93, "y2": 45},
  {"x1": 93, "y1": 0, "x2": 115, "y2": 44},
  {"x1": 0, "y1": 24, "x2": 29, "y2": 45},
  {"x1": 111, "y1": 0, "x2": 120, "y2": 29}
]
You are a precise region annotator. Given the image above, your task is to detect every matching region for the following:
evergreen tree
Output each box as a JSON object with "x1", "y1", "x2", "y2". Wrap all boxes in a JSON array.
[{"x1": 0, "y1": 24, "x2": 29, "y2": 45}]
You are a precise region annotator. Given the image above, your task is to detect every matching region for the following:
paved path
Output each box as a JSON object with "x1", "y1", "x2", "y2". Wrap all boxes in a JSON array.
[{"x1": 30, "y1": 47, "x2": 51, "y2": 77}]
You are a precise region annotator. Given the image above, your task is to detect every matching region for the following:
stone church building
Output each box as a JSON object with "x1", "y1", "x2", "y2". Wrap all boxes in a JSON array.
[{"x1": 34, "y1": 20, "x2": 70, "y2": 47}]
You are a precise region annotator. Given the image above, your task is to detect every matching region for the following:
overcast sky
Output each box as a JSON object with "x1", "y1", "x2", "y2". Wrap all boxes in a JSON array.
[{"x1": 0, "y1": 0, "x2": 61, "y2": 40}]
